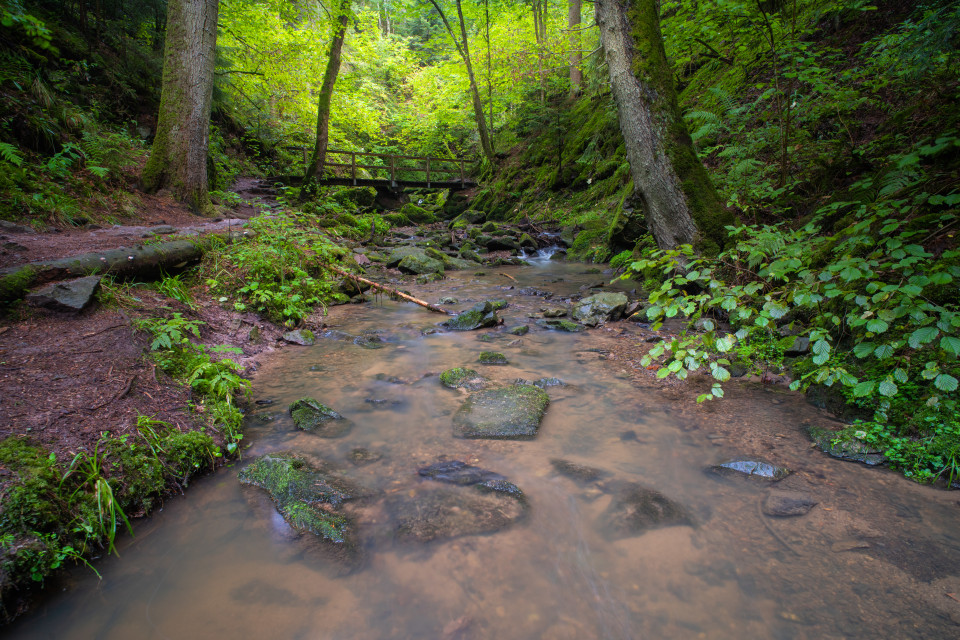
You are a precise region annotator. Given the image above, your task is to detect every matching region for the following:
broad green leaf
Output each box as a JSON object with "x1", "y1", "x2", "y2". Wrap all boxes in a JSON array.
[
  {"x1": 908, "y1": 326, "x2": 939, "y2": 349},
  {"x1": 934, "y1": 374, "x2": 958, "y2": 392},
  {"x1": 711, "y1": 366, "x2": 731, "y2": 382},
  {"x1": 853, "y1": 381, "x2": 876, "y2": 397},
  {"x1": 812, "y1": 339, "x2": 831, "y2": 356},
  {"x1": 893, "y1": 368, "x2": 908, "y2": 383},
  {"x1": 866, "y1": 319, "x2": 888, "y2": 333},
  {"x1": 878, "y1": 380, "x2": 899, "y2": 396},
  {"x1": 940, "y1": 336, "x2": 960, "y2": 355},
  {"x1": 853, "y1": 342, "x2": 875, "y2": 358}
]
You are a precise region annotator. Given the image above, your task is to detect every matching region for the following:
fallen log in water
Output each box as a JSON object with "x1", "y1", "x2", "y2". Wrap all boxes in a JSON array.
[{"x1": 322, "y1": 264, "x2": 451, "y2": 315}]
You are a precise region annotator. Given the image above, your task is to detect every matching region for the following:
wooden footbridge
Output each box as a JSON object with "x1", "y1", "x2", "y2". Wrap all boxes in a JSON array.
[{"x1": 285, "y1": 147, "x2": 478, "y2": 191}]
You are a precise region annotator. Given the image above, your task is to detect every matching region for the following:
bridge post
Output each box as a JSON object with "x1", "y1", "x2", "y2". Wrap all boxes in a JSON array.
[
  {"x1": 426, "y1": 157, "x2": 431, "y2": 188},
  {"x1": 351, "y1": 152, "x2": 357, "y2": 186},
  {"x1": 460, "y1": 159, "x2": 465, "y2": 188},
  {"x1": 390, "y1": 155, "x2": 396, "y2": 187}
]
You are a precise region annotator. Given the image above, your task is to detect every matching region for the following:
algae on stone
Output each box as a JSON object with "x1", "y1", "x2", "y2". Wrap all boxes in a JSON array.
[
  {"x1": 453, "y1": 384, "x2": 549, "y2": 439},
  {"x1": 289, "y1": 397, "x2": 352, "y2": 437},
  {"x1": 445, "y1": 301, "x2": 501, "y2": 331},
  {"x1": 238, "y1": 453, "x2": 365, "y2": 543},
  {"x1": 478, "y1": 351, "x2": 509, "y2": 365},
  {"x1": 439, "y1": 367, "x2": 487, "y2": 389},
  {"x1": 536, "y1": 318, "x2": 583, "y2": 332}
]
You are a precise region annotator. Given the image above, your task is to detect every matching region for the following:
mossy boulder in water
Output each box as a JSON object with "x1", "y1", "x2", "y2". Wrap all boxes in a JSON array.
[
  {"x1": 439, "y1": 367, "x2": 487, "y2": 389},
  {"x1": 445, "y1": 301, "x2": 501, "y2": 331},
  {"x1": 289, "y1": 397, "x2": 352, "y2": 437},
  {"x1": 478, "y1": 351, "x2": 508, "y2": 365},
  {"x1": 600, "y1": 481, "x2": 692, "y2": 539},
  {"x1": 536, "y1": 318, "x2": 583, "y2": 332},
  {"x1": 238, "y1": 453, "x2": 365, "y2": 544},
  {"x1": 384, "y1": 245, "x2": 425, "y2": 268},
  {"x1": 808, "y1": 426, "x2": 886, "y2": 466},
  {"x1": 573, "y1": 292, "x2": 629, "y2": 327},
  {"x1": 453, "y1": 384, "x2": 549, "y2": 439},
  {"x1": 398, "y1": 253, "x2": 444, "y2": 275}
]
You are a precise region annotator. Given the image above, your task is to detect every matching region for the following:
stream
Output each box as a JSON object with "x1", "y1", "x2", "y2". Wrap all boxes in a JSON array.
[{"x1": 7, "y1": 259, "x2": 960, "y2": 639}]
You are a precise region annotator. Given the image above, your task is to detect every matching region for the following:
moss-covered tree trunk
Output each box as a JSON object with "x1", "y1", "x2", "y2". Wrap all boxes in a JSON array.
[
  {"x1": 141, "y1": 0, "x2": 218, "y2": 214},
  {"x1": 595, "y1": 0, "x2": 732, "y2": 252},
  {"x1": 301, "y1": 0, "x2": 351, "y2": 199}
]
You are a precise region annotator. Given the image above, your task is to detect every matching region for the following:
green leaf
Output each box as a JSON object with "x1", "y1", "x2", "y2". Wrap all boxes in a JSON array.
[
  {"x1": 866, "y1": 319, "x2": 888, "y2": 333},
  {"x1": 812, "y1": 339, "x2": 831, "y2": 356},
  {"x1": 853, "y1": 381, "x2": 876, "y2": 397},
  {"x1": 711, "y1": 366, "x2": 731, "y2": 382},
  {"x1": 940, "y1": 336, "x2": 960, "y2": 355},
  {"x1": 852, "y1": 342, "x2": 875, "y2": 358},
  {"x1": 908, "y1": 327, "x2": 939, "y2": 349},
  {"x1": 934, "y1": 374, "x2": 958, "y2": 392},
  {"x1": 873, "y1": 344, "x2": 895, "y2": 359},
  {"x1": 878, "y1": 380, "x2": 899, "y2": 396},
  {"x1": 893, "y1": 368, "x2": 908, "y2": 383}
]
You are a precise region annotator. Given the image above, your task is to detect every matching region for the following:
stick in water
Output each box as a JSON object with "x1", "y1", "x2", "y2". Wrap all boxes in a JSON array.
[{"x1": 322, "y1": 264, "x2": 451, "y2": 314}]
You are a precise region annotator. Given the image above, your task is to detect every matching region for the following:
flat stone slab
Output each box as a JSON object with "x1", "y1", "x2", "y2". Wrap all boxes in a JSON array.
[
  {"x1": 388, "y1": 483, "x2": 526, "y2": 542},
  {"x1": 25, "y1": 275, "x2": 101, "y2": 312},
  {"x1": 289, "y1": 397, "x2": 352, "y2": 437},
  {"x1": 573, "y1": 292, "x2": 628, "y2": 327},
  {"x1": 808, "y1": 426, "x2": 886, "y2": 466},
  {"x1": 453, "y1": 384, "x2": 549, "y2": 439}
]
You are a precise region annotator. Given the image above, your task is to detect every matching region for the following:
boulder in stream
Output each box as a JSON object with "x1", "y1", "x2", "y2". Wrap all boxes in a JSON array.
[
  {"x1": 238, "y1": 453, "x2": 367, "y2": 544},
  {"x1": 439, "y1": 367, "x2": 487, "y2": 390},
  {"x1": 550, "y1": 458, "x2": 605, "y2": 484},
  {"x1": 289, "y1": 397, "x2": 353, "y2": 437},
  {"x1": 281, "y1": 329, "x2": 315, "y2": 346},
  {"x1": 444, "y1": 301, "x2": 501, "y2": 331},
  {"x1": 808, "y1": 426, "x2": 886, "y2": 466},
  {"x1": 536, "y1": 318, "x2": 583, "y2": 332},
  {"x1": 418, "y1": 460, "x2": 522, "y2": 496},
  {"x1": 453, "y1": 384, "x2": 549, "y2": 439},
  {"x1": 478, "y1": 351, "x2": 509, "y2": 365},
  {"x1": 573, "y1": 292, "x2": 629, "y2": 327},
  {"x1": 599, "y1": 481, "x2": 692, "y2": 539},
  {"x1": 708, "y1": 459, "x2": 791, "y2": 481},
  {"x1": 398, "y1": 253, "x2": 444, "y2": 275}
]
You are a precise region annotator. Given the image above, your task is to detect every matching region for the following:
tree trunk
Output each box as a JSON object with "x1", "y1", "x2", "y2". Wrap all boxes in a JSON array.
[
  {"x1": 594, "y1": 0, "x2": 732, "y2": 253},
  {"x1": 301, "y1": 0, "x2": 351, "y2": 199},
  {"x1": 568, "y1": 0, "x2": 582, "y2": 95},
  {"x1": 428, "y1": 0, "x2": 495, "y2": 163},
  {"x1": 141, "y1": 0, "x2": 218, "y2": 214}
]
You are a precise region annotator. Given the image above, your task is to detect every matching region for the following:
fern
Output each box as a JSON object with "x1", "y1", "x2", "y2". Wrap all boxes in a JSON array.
[
  {"x1": 0, "y1": 142, "x2": 23, "y2": 167},
  {"x1": 877, "y1": 169, "x2": 919, "y2": 199}
]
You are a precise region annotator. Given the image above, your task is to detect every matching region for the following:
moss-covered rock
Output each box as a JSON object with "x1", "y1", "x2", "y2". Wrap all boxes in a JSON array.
[
  {"x1": 453, "y1": 384, "x2": 549, "y2": 439},
  {"x1": 507, "y1": 325, "x2": 529, "y2": 336},
  {"x1": 383, "y1": 213, "x2": 410, "y2": 226},
  {"x1": 444, "y1": 301, "x2": 501, "y2": 331},
  {"x1": 481, "y1": 221, "x2": 498, "y2": 233},
  {"x1": 238, "y1": 453, "x2": 364, "y2": 543},
  {"x1": 478, "y1": 351, "x2": 508, "y2": 365},
  {"x1": 808, "y1": 426, "x2": 886, "y2": 466},
  {"x1": 536, "y1": 318, "x2": 583, "y2": 332},
  {"x1": 460, "y1": 248, "x2": 483, "y2": 263},
  {"x1": 400, "y1": 203, "x2": 436, "y2": 224},
  {"x1": 332, "y1": 186, "x2": 376, "y2": 208},
  {"x1": 289, "y1": 398, "x2": 352, "y2": 437},
  {"x1": 385, "y1": 246, "x2": 426, "y2": 268},
  {"x1": 439, "y1": 367, "x2": 487, "y2": 389},
  {"x1": 398, "y1": 253, "x2": 444, "y2": 275}
]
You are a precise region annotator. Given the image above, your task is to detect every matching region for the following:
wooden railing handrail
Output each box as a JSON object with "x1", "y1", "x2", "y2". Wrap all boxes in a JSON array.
[{"x1": 282, "y1": 146, "x2": 477, "y2": 188}]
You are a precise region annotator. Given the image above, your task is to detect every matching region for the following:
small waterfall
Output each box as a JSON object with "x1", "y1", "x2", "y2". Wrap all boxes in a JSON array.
[{"x1": 521, "y1": 244, "x2": 563, "y2": 264}]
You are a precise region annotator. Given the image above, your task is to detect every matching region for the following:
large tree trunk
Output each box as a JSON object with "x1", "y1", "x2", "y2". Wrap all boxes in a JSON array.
[
  {"x1": 301, "y1": 0, "x2": 351, "y2": 199},
  {"x1": 428, "y1": 0, "x2": 495, "y2": 164},
  {"x1": 141, "y1": 0, "x2": 218, "y2": 214},
  {"x1": 568, "y1": 0, "x2": 582, "y2": 95},
  {"x1": 595, "y1": 0, "x2": 731, "y2": 253}
]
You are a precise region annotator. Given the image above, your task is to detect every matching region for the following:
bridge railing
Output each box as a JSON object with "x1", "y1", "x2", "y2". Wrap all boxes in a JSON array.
[{"x1": 288, "y1": 146, "x2": 476, "y2": 188}]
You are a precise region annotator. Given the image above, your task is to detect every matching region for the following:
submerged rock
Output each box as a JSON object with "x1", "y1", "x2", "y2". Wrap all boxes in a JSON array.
[
  {"x1": 238, "y1": 453, "x2": 366, "y2": 544},
  {"x1": 453, "y1": 384, "x2": 549, "y2": 439},
  {"x1": 808, "y1": 426, "x2": 886, "y2": 466},
  {"x1": 399, "y1": 253, "x2": 444, "y2": 275},
  {"x1": 536, "y1": 318, "x2": 583, "y2": 332},
  {"x1": 418, "y1": 460, "x2": 522, "y2": 496},
  {"x1": 573, "y1": 292, "x2": 628, "y2": 327},
  {"x1": 506, "y1": 325, "x2": 529, "y2": 336},
  {"x1": 439, "y1": 367, "x2": 487, "y2": 390},
  {"x1": 763, "y1": 490, "x2": 818, "y2": 517},
  {"x1": 550, "y1": 458, "x2": 604, "y2": 484},
  {"x1": 347, "y1": 448, "x2": 383, "y2": 466},
  {"x1": 445, "y1": 301, "x2": 501, "y2": 331},
  {"x1": 709, "y1": 459, "x2": 791, "y2": 480},
  {"x1": 600, "y1": 481, "x2": 692, "y2": 539},
  {"x1": 541, "y1": 307, "x2": 567, "y2": 318},
  {"x1": 289, "y1": 397, "x2": 352, "y2": 437},
  {"x1": 388, "y1": 484, "x2": 526, "y2": 542},
  {"x1": 478, "y1": 351, "x2": 509, "y2": 365}
]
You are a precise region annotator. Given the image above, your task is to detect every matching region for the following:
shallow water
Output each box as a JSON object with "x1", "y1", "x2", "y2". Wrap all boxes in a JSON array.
[{"x1": 8, "y1": 262, "x2": 960, "y2": 639}]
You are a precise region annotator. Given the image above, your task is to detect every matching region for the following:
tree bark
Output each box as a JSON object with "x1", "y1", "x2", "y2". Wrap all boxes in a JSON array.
[
  {"x1": 141, "y1": 0, "x2": 218, "y2": 214},
  {"x1": 594, "y1": 0, "x2": 732, "y2": 253},
  {"x1": 301, "y1": 0, "x2": 351, "y2": 199},
  {"x1": 428, "y1": 0, "x2": 495, "y2": 163},
  {"x1": 569, "y1": 0, "x2": 582, "y2": 95}
]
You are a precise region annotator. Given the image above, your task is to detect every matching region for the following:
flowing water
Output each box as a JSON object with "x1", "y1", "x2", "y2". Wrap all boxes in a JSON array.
[{"x1": 7, "y1": 262, "x2": 960, "y2": 639}]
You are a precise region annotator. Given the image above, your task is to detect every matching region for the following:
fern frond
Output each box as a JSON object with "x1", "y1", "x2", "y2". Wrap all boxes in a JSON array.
[
  {"x1": 0, "y1": 142, "x2": 23, "y2": 167},
  {"x1": 877, "y1": 169, "x2": 919, "y2": 199}
]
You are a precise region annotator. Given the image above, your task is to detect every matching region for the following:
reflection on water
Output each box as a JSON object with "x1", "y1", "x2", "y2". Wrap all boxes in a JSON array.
[{"x1": 8, "y1": 263, "x2": 960, "y2": 639}]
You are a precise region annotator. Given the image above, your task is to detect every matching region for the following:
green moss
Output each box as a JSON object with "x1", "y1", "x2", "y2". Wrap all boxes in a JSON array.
[
  {"x1": 0, "y1": 266, "x2": 37, "y2": 305},
  {"x1": 162, "y1": 431, "x2": 219, "y2": 485},
  {"x1": 478, "y1": 351, "x2": 509, "y2": 365},
  {"x1": 440, "y1": 367, "x2": 486, "y2": 389}
]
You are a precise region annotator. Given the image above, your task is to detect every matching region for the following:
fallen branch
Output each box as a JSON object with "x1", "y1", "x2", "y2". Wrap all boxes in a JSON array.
[
  {"x1": 498, "y1": 272, "x2": 517, "y2": 282},
  {"x1": 322, "y1": 264, "x2": 451, "y2": 314}
]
